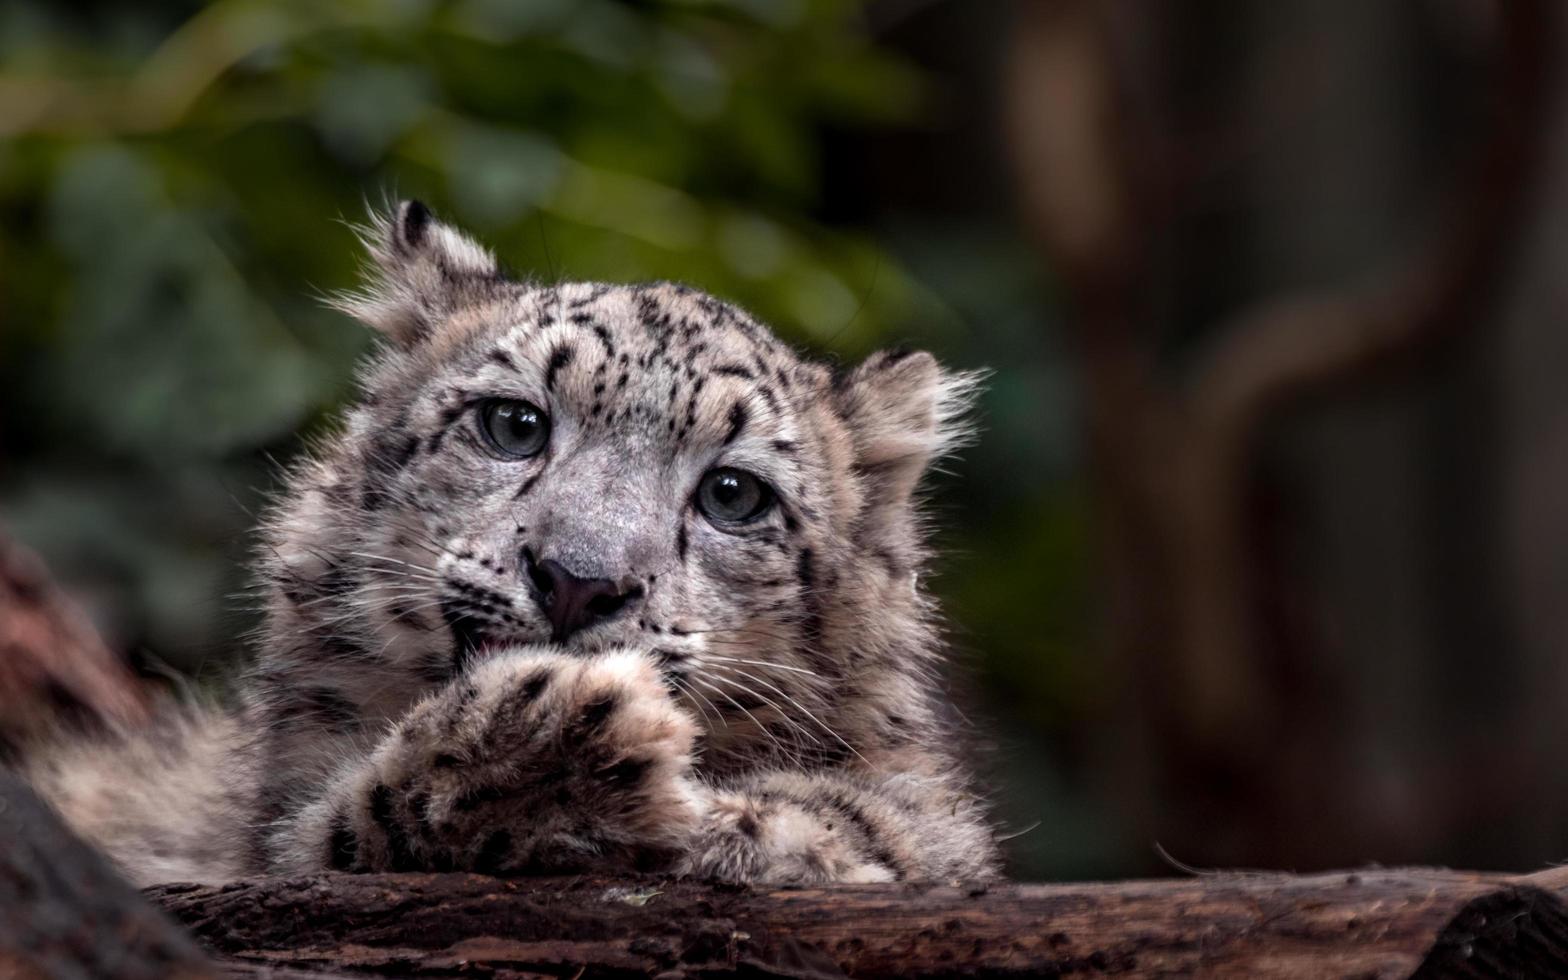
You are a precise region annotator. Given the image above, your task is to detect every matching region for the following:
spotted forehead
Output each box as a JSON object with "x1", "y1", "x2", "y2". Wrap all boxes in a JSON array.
[
  {"x1": 518, "y1": 283, "x2": 790, "y2": 367},
  {"x1": 414, "y1": 282, "x2": 834, "y2": 463},
  {"x1": 471, "y1": 282, "x2": 825, "y2": 404}
]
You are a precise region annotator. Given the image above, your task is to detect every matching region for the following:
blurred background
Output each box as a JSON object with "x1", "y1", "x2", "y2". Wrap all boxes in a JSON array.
[{"x1": 2, "y1": 0, "x2": 1565, "y2": 880}]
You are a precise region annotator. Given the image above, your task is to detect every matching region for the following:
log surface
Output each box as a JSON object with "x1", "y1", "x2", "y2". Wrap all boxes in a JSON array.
[{"x1": 147, "y1": 867, "x2": 1568, "y2": 979}]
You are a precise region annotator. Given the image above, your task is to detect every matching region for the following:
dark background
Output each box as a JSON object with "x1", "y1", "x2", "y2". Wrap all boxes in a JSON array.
[{"x1": 3, "y1": 0, "x2": 1565, "y2": 881}]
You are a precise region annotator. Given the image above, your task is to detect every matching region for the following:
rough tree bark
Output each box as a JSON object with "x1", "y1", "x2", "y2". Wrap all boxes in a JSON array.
[{"x1": 144, "y1": 867, "x2": 1568, "y2": 979}]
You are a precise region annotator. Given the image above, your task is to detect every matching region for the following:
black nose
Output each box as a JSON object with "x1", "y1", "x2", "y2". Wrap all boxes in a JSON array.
[{"x1": 522, "y1": 549, "x2": 642, "y2": 642}]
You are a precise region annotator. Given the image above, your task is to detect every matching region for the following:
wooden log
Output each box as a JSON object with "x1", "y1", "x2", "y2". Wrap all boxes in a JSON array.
[{"x1": 147, "y1": 866, "x2": 1568, "y2": 979}]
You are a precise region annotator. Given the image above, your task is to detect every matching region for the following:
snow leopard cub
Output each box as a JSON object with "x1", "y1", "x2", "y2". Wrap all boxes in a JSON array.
[{"x1": 34, "y1": 201, "x2": 999, "y2": 885}]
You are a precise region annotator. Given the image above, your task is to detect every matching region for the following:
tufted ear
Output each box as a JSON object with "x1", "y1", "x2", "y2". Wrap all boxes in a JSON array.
[
  {"x1": 330, "y1": 200, "x2": 502, "y2": 347},
  {"x1": 834, "y1": 349, "x2": 984, "y2": 513}
]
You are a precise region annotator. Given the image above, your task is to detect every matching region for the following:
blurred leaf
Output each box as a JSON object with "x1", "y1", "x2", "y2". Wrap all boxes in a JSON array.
[
  {"x1": 44, "y1": 145, "x2": 329, "y2": 458},
  {"x1": 313, "y1": 62, "x2": 431, "y2": 165}
]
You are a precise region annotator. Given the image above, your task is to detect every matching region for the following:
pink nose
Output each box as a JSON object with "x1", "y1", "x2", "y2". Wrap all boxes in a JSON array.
[{"x1": 523, "y1": 550, "x2": 641, "y2": 642}]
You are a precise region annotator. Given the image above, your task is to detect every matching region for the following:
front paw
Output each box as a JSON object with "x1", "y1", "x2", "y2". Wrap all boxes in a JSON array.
[
  {"x1": 676, "y1": 790, "x2": 897, "y2": 885},
  {"x1": 324, "y1": 648, "x2": 703, "y2": 873}
]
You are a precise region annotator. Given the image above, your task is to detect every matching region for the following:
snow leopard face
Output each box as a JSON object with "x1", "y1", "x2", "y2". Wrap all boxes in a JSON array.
[{"x1": 256, "y1": 202, "x2": 977, "y2": 771}]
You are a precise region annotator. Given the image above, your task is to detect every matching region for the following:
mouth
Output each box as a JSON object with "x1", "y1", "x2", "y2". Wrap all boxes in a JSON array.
[
  {"x1": 441, "y1": 597, "x2": 623, "y2": 673},
  {"x1": 441, "y1": 599, "x2": 520, "y2": 670}
]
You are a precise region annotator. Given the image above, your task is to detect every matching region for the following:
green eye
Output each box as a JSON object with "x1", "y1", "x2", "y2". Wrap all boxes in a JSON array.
[
  {"x1": 478, "y1": 399, "x2": 550, "y2": 459},
  {"x1": 696, "y1": 467, "x2": 774, "y2": 526}
]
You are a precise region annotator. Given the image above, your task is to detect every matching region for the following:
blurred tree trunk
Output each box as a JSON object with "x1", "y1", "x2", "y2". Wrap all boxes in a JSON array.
[
  {"x1": 0, "y1": 526, "x2": 150, "y2": 755},
  {"x1": 1005, "y1": 0, "x2": 1555, "y2": 867}
]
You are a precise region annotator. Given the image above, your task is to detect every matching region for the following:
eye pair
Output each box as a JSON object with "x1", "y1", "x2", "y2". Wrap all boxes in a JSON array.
[{"x1": 477, "y1": 399, "x2": 774, "y2": 525}]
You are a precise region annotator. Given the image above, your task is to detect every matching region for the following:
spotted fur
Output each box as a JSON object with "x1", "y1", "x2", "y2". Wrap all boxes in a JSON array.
[{"x1": 25, "y1": 202, "x2": 998, "y2": 886}]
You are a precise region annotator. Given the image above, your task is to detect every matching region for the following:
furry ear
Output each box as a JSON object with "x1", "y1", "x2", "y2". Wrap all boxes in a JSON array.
[
  {"x1": 834, "y1": 349, "x2": 984, "y2": 511},
  {"x1": 330, "y1": 200, "x2": 502, "y2": 347}
]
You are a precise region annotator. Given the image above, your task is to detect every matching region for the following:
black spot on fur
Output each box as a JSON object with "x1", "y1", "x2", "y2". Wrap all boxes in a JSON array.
[
  {"x1": 390, "y1": 599, "x2": 433, "y2": 631},
  {"x1": 455, "y1": 785, "x2": 507, "y2": 812},
  {"x1": 650, "y1": 646, "x2": 685, "y2": 668},
  {"x1": 276, "y1": 562, "x2": 357, "y2": 606},
  {"x1": 521, "y1": 670, "x2": 551, "y2": 702},
  {"x1": 328, "y1": 815, "x2": 358, "y2": 870},
  {"x1": 723, "y1": 402, "x2": 749, "y2": 446},
  {"x1": 417, "y1": 652, "x2": 456, "y2": 685},
  {"x1": 362, "y1": 428, "x2": 420, "y2": 510},
  {"x1": 825, "y1": 793, "x2": 903, "y2": 879},
  {"x1": 442, "y1": 597, "x2": 491, "y2": 673},
  {"x1": 754, "y1": 384, "x2": 780, "y2": 416},
  {"x1": 796, "y1": 547, "x2": 815, "y2": 591},
  {"x1": 489, "y1": 349, "x2": 515, "y2": 368},
  {"x1": 318, "y1": 561, "x2": 359, "y2": 592},
  {"x1": 513, "y1": 473, "x2": 541, "y2": 499},
  {"x1": 400, "y1": 200, "x2": 432, "y2": 250},
  {"x1": 475, "y1": 830, "x2": 512, "y2": 875},
  {"x1": 797, "y1": 547, "x2": 824, "y2": 644},
  {"x1": 571, "y1": 285, "x2": 610, "y2": 308},
  {"x1": 599, "y1": 756, "x2": 651, "y2": 787},
  {"x1": 378, "y1": 432, "x2": 421, "y2": 471},
  {"x1": 874, "y1": 548, "x2": 905, "y2": 577},
  {"x1": 723, "y1": 690, "x2": 767, "y2": 712},
  {"x1": 293, "y1": 687, "x2": 360, "y2": 733},
  {"x1": 676, "y1": 524, "x2": 689, "y2": 561},
  {"x1": 314, "y1": 631, "x2": 370, "y2": 663},
  {"x1": 409, "y1": 792, "x2": 434, "y2": 834},
  {"x1": 481, "y1": 667, "x2": 553, "y2": 745},
  {"x1": 545, "y1": 344, "x2": 575, "y2": 391},
  {"x1": 713, "y1": 363, "x2": 754, "y2": 379},
  {"x1": 576, "y1": 694, "x2": 617, "y2": 733},
  {"x1": 369, "y1": 784, "x2": 418, "y2": 871}
]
